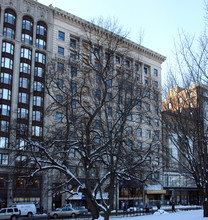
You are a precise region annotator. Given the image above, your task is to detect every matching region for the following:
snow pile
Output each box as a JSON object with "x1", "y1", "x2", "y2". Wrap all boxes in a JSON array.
[{"x1": 153, "y1": 209, "x2": 169, "y2": 215}]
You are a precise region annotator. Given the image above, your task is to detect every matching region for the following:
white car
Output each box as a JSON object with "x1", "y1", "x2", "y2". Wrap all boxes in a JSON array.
[
  {"x1": 0, "y1": 207, "x2": 20, "y2": 220},
  {"x1": 49, "y1": 207, "x2": 80, "y2": 219}
]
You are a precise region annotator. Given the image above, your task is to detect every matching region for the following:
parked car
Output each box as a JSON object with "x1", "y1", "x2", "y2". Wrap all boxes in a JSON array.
[
  {"x1": 126, "y1": 207, "x2": 139, "y2": 212},
  {"x1": 73, "y1": 206, "x2": 88, "y2": 215},
  {"x1": 0, "y1": 207, "x2": 20, "y2": 220},
  {"x1": 49, "y1": 207, "x2": 80, "y2": 219},
  {"x1": 11, "y1": 203, "x2": 36, "y2": 217}
]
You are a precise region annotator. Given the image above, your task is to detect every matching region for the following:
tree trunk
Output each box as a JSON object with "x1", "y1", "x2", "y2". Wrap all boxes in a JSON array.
[
  {"x1": 203, "y1": 201, "x2": 208, "y2": 217},
  {"x1": 82, "y1": 188, "x2": 100, "y2": 219},
  {"x1": 104, "y1": 210, "x2": 111, "y2": 220}
]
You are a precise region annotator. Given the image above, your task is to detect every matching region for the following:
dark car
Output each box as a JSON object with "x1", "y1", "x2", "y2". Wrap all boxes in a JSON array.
[{"x1": 73, "y1": 206, "x2": 88, "y2": 215}]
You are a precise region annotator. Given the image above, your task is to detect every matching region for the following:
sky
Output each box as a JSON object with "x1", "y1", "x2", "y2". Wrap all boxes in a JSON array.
[{"x1": 37, "y1": 0, "x2": 205, "y2": 76}]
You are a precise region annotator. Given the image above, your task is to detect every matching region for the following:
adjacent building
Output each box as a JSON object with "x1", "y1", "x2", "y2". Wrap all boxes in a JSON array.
[{"x1": 162, "y1": 84, "x2": 208, "y2": 205}]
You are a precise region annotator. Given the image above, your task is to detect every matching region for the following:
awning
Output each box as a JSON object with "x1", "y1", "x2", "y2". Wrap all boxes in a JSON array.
[{"x1": 146, "y1": 190, "x2": 166, "y2": 194}]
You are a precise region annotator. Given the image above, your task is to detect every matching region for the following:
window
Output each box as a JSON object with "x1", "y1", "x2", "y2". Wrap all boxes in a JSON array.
[
  {"x1": 71, "y1": 82, "x2": 77, "y2": 93},
  {"x1": 34, "y1": 81, "x2": 44, "y2": 92},
  {"x1": 154, "y1": 93, "x2": 158, "y2": 101},
  {"x1": 106, "y1": 107, "x2": 112, "y2": 116},
  {"x1": 56, "y1": 95, "x2": 63, "y2": 103},
  {"x1": 178, "y1": 97, "x2": 182, "y2": 103},
  {"x1": 4, "y1": 27, "x2": 15, "y2": 39},
  {"x1": 95, "y1": 89, "x2": 101, "y2": 100},
  {"x1": 155, "y1": 119, "x2": 159, "y2": 127},
  {"x1": 35, "y1": 67, "x2": 44, "y2": 77},
  {"x1": 155, "y1": 106, "x2": 159, "y2": 114},
  {"x1": 37, "y1": 24, "x2": 47, "y2": 36},
  {"x1": 56, "y1": 112, "x2": 63, "y2": 122},
  {"x1": 146, "y1": 91, "x2": 150, "y2": 98},
  {"x1": 0, "y1": 153, "x2": 9, "y2": 165},
  {"x1": 0, "y1": 104, "x2": 10, "y2": 116},
  {"x1": 1, "y1": 73, "x2": 12, "y2": 85},
  {"x1": 2, "y1": 41, "x2": 14, "y2": 54},
  {"x1": 57, "y1": 79, "x2": 63, "y2": 88},
  {"x1": 22, "y1": 18, "x2": 33, "y2": 31},
  {"x1": 18, "y1": 93, "x2": 29, "y2": 104},
  {"x1": 0, "y1": 137, "x2": 9, "y2": 148},
  {"x1": 96, "y1": 74, "x2": 101, "y2": 83},
  {"x1": 107, "y1": 79, "x2": 112, "y2": 87},
  {"x1": 70, "y1": 38, "x2": 77, "y2": 48},
  {"x1": 70, "y1": 53, "x2": 76, "y2": 60},
  {"x1": 32, "y1": 126, "x2": 43, "y2": 137},
  {"x1": 137, "y1": 115, "x2": 141, "y2": 122},
  {"x1": 137, "y1": 142, "x2": 142, "y2": 149},
  {"x1": 146, "y1": 144, "x2": 151, "y2": 149},
  {"x1": 58, "y1": 31, "x2": 65, "y2": 41},
  {"x1": 20, "y1": 62, "x2": 31, "y2": 74},
  {"x1": 118, "y1": 95, "x2": 122, "y2": 104},
  {"x1": 138, "y1": 101, "x2": 141, "y2": 109},
  {"x1": 33, "y1": 111, "x2": 42, "y2": 121},
  {"x1": 137, "y1": 128, "x2": 142, "y2": 137},
  {"x1": 4, "y1": 12, "x2": 16, "y2": 25},
  {"x1": 146, "y1": 130, "x2": 151, "y2": 138},
  {"x1": 146, "y1": 117, "x2": 151, "y2": 125},
  {"x1": 18, "y1": 108, "x2": 28, "y2": 119},
  {"x1": 144, "y1": 67, "x2": 148, "y2": 74},
  {"x1": 58, "y1": 46, "x2": 64, "y2": 55},
  {"x1": 144, "y1": 79, "x2": 148, "y2": 85},
  {"x1": 137, "y1": 88, "x2": 141, "y2": 96},
  {"x1": 115, "y1": 56, "x2": 120, "y2": 64},
  {"x1": 106, "y1": 92, "x2": 112, "y2": 101},
  {"x1": 21, "y1": 47, "x2": 32, "y2": 60},
  {"x1": 105, "y1": 52, "x2": 110, "y2": 60},
  {"x1": 1, "y1": 57, "x2": 13, "y2": 70},
  {"x1": 128, "y1": 126, "x2": 133, "y2": 134},
  {"x1": 168, "y1": 103, "x2": 172, "y2": 109},
  {"x1": 35, "y1": 52, "x2": 46, "y2": 64},
  {"x1": 154, "y1": 69, "x2": 158, "y2": 76},
  {"x1": 57, "y1": 62, "x2": 64, "y2": 72},
  {"x1": 1, "y1": 120, "x2": 9, "y2": 132},
  {"x1": 135, "y1": 63, "x2": 139, "y2": 71},
  {"x1": 146, "y1": 103, "x2": 150, "y2": 111},
  {"x1": 125, "y1": 60, "x2": 130, "y2": 67},
  {"x1": 33, "y1": 96, "x2": 43, "y2": 107},
  {"x1": 72, "y1": 99, "x2": 76, "y2": 109},
  {"x1": 154, "y1": 131, "x2": 160, "y2": 140},
  {"x1": 71, "y1": 66, "x2": 77, "y2": 77},
  {"x1": 94, "y1": 48, "x2": 99, "y2": 56},
  {"x1": 36, "y1": 39, "x2": 46, "y2": 49},
  {"x1": 154, "y1": 81, "x2": 158, "y2": 88},
  {"x1": 0, "y1": 88, "x2": 11, "y2": 100},
  {"x1": 127, "y1": 140, "x2": 133, "y2": 148},
  {"x1": 21, "y1": 33, "x2": 32, "y2": 45},
  {"x1": 19, "y1": 77, "x2": 29, "y2": 89}
]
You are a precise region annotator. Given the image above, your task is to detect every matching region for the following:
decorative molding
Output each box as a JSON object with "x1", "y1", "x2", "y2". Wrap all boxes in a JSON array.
[{"x1": 54, "y1": 8, "x2": 166, "y2": 63}]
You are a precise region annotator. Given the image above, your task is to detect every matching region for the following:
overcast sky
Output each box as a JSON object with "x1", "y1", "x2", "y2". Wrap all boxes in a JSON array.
[{"x1": 38, "y1": 0, "x2": 205, "y2": 76}]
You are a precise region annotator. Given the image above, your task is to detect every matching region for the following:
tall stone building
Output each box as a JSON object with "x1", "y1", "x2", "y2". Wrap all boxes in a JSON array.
[{"x1": 0, "y1": 0, "x2": 166, "y2": 211}]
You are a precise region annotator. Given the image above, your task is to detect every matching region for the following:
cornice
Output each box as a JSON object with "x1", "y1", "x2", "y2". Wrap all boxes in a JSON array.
[{"x1": 54, "y1": 8, "x2": 166, "y2": 63}]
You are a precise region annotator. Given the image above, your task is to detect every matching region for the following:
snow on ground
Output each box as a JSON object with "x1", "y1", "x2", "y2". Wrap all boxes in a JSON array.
[{"x1": 108, "y1": 209, "x2": 208, "y2": 220}]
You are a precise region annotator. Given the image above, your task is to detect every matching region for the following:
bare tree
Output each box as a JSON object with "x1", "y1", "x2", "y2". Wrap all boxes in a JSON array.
[
  {"x1": 15, "y1": 18, "x2": 162, "y2": 220},
  {"x1": 162, "y1": 4, "x2": 208, "y2": 215}
]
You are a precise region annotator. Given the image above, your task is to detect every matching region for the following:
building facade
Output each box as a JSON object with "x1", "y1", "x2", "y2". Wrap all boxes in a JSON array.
[
  {"x1": 162, "y1": 84, "x2": 208, "y2": 205},
  {"x1": 0, "y1": 0, "x2": 166, "y2": 211}
]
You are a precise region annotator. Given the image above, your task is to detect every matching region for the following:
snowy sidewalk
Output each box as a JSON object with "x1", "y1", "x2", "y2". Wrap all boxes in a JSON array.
[{"x1": 109, "y1": 209, "x2": 207, "y2": 220}]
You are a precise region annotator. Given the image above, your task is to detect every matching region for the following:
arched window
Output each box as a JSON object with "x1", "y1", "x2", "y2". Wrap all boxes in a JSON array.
[
  {"x1": 3, "y1": 9, "x2": 16, "y2": 39},
  {"x1": 22, "y1": 16, "x2": 33, "y2": 45},
  {"x1": 36, "y1": 21, "x2": 47, "y2": 49}
]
